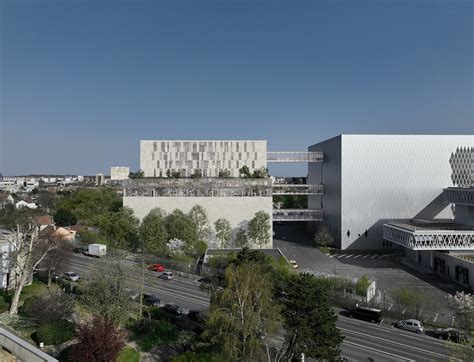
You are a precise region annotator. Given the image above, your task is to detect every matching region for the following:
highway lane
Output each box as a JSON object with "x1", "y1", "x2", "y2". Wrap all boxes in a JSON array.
[
  {"x1": 64, "y1": 254, "x2": 209, "y2": 311},
  {"x1": 64, "y1": 253, "x2": 452, "y2": 361}
]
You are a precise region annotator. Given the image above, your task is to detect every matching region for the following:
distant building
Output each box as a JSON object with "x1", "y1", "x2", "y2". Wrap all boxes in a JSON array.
[
  {"x1": 95, "y1": 173, "x2": 104, "y2": 186},
  {"x1": 0, "y1": 193, "x2": 14, "y2": 209},
  {"x1": 111, "y1": 166, "x2": 130, "y2": 180},
  {"x1": 15, "y1": 199, "x2": 37, "y2": 209}
]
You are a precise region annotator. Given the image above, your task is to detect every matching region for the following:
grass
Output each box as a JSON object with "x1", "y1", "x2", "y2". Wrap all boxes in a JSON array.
[
  {"x1": 132, "y1": 319, "x2": 179, "y2": 352},
  {"x1": 117, "y1": 346, "x2": 140, "y2": 362}
]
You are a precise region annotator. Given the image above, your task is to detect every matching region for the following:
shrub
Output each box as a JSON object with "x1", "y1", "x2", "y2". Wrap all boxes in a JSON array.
[
  {"x1": 0, "y1": 294, "x2": 10, "y2": 313},
  {"x1": 133, "y1": 319, "x2": 179, "y2": 352},
  {"x1": 36, "y1": 320, "x2": 75, "y2": 345},
  {"x1": 355, "y1": 275, "x2": 371, "y2": 297},
  {"x1": 172, "y1": 352, "x2": 222, "y2": 362},
  {"x1": 117, "y1": 346, "x2": 140, "y2": 362},
  {"x1": 20, "y1": 293, "x2": 74, "y2": 325}
]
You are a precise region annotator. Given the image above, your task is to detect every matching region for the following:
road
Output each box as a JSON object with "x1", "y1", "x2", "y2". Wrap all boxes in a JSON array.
[{"x1": 64, "y1": 253, "x2": 453, "y2": 361}]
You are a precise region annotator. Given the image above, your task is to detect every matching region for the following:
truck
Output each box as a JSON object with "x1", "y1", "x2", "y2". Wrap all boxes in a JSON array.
[{"x1": 88, "y1": 243, "x2": 107, "y2": 258}]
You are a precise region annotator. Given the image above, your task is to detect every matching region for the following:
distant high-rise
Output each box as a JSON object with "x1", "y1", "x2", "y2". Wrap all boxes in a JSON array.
[
  {"x1": 110, "y1": 166, "x2": 130, "y2": 180},
  {"x1": 95, "y1": 173, "x2": 104, "y2": 186}
]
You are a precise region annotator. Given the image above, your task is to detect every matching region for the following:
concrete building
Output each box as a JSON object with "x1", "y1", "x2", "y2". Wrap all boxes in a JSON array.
[
  {"x1": 111, "y1": 166, "x2": 130, "y2": 180},
  {"x1": 95, "y1": 173, "x2": 104, "y2": 186},
  {"x1": 140, "y1": 140, "x2": 268, "y2": 178},
  {"x1": 308, "y1": 135, "x2": 473, "y2": 250}
]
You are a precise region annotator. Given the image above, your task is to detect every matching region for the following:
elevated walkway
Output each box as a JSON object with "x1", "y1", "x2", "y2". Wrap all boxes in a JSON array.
[
  {"x1": 273, "y1": 209, "x2": 323, "y2": 221},
  {"x1": 443, "y1": 187, "x2": 474, "y2": 206},
  {"x1": 267, "y1": 151, "x2": 323, "y2": 163},
  {"x1": 272, "y1": 184, "x2": 323, "y2": 195}
]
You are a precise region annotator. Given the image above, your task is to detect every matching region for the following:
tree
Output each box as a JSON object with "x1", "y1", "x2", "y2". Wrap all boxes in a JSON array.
[
  {"x1": 204, "y1": 262, "x2": 280, "y2": 361},
  {"x1": 37, "y1": 190, "x2": 56, "y2": 211},
  {"x1": 214, "y1": 218, "x2": 232, "y2": 248},
  {"x1": 280, "y1": 273, "x2": 343, "y2": 360},
  {"x1": 79, "y1": 259, "x2": 132, "y2": 324},
  {"x1": 191, "y1": 169, "x2": 203, "y2": 178},
  {"x1": 234, "y1": 227, "x2": 248, "y2": 248},
  {"x1": 189, "y1": 205, "x2": 210, "y2": 242},
  {"x1": 40, "y1": 238, "x2": 73, "y2": 287},
  {"x1": 165, "y1": 209, "x2": 198, "y2": 251},
  {"x1": 21, "y1": 292, "x2": 74, "y2": 325},
  {"x1": 239, "y1": 166, "x2": 251, "y2": 178},
  {"x1": 99, "y1": 207, "x2": 140, "y2": 250},
  {"x1": 1, "y1": 223, "x2": 58, "y2": 314},
  {"x1": 129, "y1": 169, "x2": 145, "y2": 179},
  {"x1": 247, "y1": 211, "x2": 271, "y2": 248},
  {"x1": 252, "y1": 167, "x2": 268, "y2": 178},
  {"x1": 67, "y1": 315, "x2": 125, "y2": 362},
  {"x1": 355, "y1": 274, "x2": 370, "y2": 297},
  {"x1": 53, "y1": 208, "x2": 78, "y2": 227},
  {"x1": 140, "y1": 208, "x2": 168, "y2": 255},
  {"x1": 391, "y1": 287, "x2": 428, "y2": 319},
  {"x1": 313, "y1": 225, "x2": 334, "y2": 247},
  {"x1": 447, "y1": 291, "x2": 473, "y2": 331},
  {"x1": 218, "y1": 169, "x2": 231, "y2": 178}
]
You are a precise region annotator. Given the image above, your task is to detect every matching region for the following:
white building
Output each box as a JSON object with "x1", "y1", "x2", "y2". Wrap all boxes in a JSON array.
[
  {"x1": 111, "y1": 166, "x2": 130, "y2": 180},
  {"x1": 308, "y1": 135, "x2": 473, "y2": 250},
  {"x1": 95, "y1": 173, "x2": 104, "y2": 186},
  {"x1": 140, "y1": 140, "x2": 267, "y2": 178},
  {"x1": 15, "y1": 200, "x2": 37, "y2": 209}
]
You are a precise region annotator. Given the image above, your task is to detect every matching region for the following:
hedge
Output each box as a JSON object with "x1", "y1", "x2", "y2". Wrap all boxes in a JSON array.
[
  {"x1": 117, "y1": 346, "x2": 140, "y2": 362},
  {"x1": 36, "y1": 320, "x2": 75, "y2": 345}
]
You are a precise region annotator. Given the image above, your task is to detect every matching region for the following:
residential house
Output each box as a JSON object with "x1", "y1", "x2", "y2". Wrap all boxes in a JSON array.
[
  {"x1": 15, "y1": 198, "x2": 37, "y2": 209},
  {"x1": 0, "y1": 193, "x2": 14, "y2": 209}
]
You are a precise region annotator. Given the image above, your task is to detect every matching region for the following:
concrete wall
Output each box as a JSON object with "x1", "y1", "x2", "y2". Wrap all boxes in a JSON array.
[
  {"x1": 455, "y1": 205, "x2": 474, "y2": 227},
  {"x1": 310, "y1": 135, "x2": 473, "y2": 250},
  {"x1": 432, "y1": 252, "x2": 473, "y2": 290},
  {"x1": 0, "y1": 328, "x2": 57, "y2": 362},
  {"x1": 124, "y1": 196, "x2": 273, "y2": 248}
]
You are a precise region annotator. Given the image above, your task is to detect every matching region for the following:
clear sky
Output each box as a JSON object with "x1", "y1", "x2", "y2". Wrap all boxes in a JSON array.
[{"x1": 1, "y1": 0, "x2": 472, "y2": 176}]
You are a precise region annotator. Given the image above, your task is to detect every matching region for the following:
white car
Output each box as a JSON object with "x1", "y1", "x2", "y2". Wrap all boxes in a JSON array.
[
  {"x1": 159, "y1": 271, "x2": 174, "y2": 280},
  {"x1": 289, "y1": 260, "x2": 299, "y2": 269},
  {"x1": 392, "y1": 319, "x2": 424, "y2": 334},
  {"x1": 63, "y1": 272, "x2": 80, "y2": 282}
]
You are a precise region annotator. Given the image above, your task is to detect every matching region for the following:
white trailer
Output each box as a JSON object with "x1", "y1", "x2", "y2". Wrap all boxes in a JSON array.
[{"x1": 88, "y1": 243, "x2": 107, "y2": 257}]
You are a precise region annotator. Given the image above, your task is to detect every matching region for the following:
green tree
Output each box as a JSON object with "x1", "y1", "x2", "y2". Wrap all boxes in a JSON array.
[
  {"x1": 314, "y1": 225, "x2": 334, "y2": 247},
  {"x1": 190, "y1": 169, "x2": 203, "y2": 178},
  {"x1": 140, "y1": 208, "x2": 168, "y2": 255},
  {"x1": 99, "y1": 207, "x2": 140, "y2": 250},
  {"x1": 234, "y1": 227, "x2": 248, "y2": 248},
  {"x1": 189, "y1": 205, "x2": 210, "y2": 242},
  {"x1": 80, "y1": 259, "x2": 132, "y2": 324},
  {"x1": 204, "y1": 262, "x2": 280, "y2": 361},
  {"x1": 355, "y1": 274, "x2": 370, "y2": 297},
  {"x1": 214, "y1": 218, "x2": 232, "y2": 248},
  {"x1": 165, "y1": 209, "x2": 198, "y2": 250},
  {"x1": 129, "y1": 169, "x2": 145, "y2": 179},
  {"x1": 281, "y1": 273, "x2": 343, "y2": 360},
  {"x1": 252, "y1": 167, "x2": 268, "y2": 178},
  {"x1": 391, "y1": 287, "x2": 428, "y2": 319},
  {"x1": 53, "y1": 208, "x2": 78, "y2": 226},
  {"x1": 238, "y1": 166, "x2": 251, "y2": 178},
  {"x1": 218, "y1": 169, "x2": 231, "y2": 178},
  {"x1": 37, "y1": 190, "x2": 56, "y2": 210},
  {"x1": 247, "y1": 211, "x2": 271, "y2": 248},
  {"x1": 273, "y1": 195, "x2": 307, "y2": 209}
]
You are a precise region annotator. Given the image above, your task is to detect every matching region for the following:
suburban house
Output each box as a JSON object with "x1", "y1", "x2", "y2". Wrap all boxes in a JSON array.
[
  {"x1": 15, "y1": 198, "x2": 37, "y2": 209},
  {"x1": 0, "y1": 193, "x2": 14, "y2": 209}
]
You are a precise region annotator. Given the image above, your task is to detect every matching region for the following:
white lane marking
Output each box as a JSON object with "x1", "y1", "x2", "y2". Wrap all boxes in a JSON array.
[
  {"x1": 371, "y1": 255, "x2": 378, "y2": 259},
  {"x1": 362, "y1": 255, "x2": 369, "y2": 259},
  {"x1": 353, "y1": 254, "x2": 361, "y2": 259},
  {"x1": 344, "y1": 254, "x2": 352, "y2": 258},
  {"x1": 387, "y1": 303, "x2": 393, "y2": 311},
  {"x1": 343, "y1": 340, "x2": 414, "y2": 361},
  {"x1": 336, "y1": 254, "x2": 344, "y2": 258},
  {"x1": 433, "y1": 313, "x2": 438, "y2": 322},
  {"x1": 339, "y1": 327, "x2": 449, "y2": 359},
  {"x1": 328, "y1": 255, "x2": 334, "y2": 258}
]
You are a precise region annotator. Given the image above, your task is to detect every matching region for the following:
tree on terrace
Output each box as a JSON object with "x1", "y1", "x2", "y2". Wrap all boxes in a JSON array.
[
  {"x1": 247, "y1": 211, "x2": 271, "y2": 248},
  {"x1": 214, "y1": 218, "x2": 232, "y2": 248}
]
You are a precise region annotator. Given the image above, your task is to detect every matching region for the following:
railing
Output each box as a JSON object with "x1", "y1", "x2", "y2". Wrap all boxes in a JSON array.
[
  {"x1": 273, "y1": 209, "x2": 323, "y2": 221},
  {"x1": 272, "y1": 184, "x2": 323, "y2": 195},
  {"x1": 443, "y1": 187, "x2": 474, "y2": 206},
  {"x1": 267, "y1": 151, "x2": 323, "y2": 163}
]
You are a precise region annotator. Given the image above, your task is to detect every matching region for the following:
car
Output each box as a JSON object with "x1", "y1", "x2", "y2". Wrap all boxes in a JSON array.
[
  {"x1": 347, "y1": 306, "x2": 382, "y2": 324},
  {"x1": 160, "y1": 271, "x2": 174, "y2": 280},
  {"x1": 124, "y1": 288, "x2": 139, "y2": 301},
  {"x1": 63, "y1": 272, "x2": 80, "y2": 282},
  {"x1": 392, "y1": 319, "x2": 424, "y2": 334},
  {"x1": 147, "y1": 263, "x2": 165, "y2": 272},
  {"x1": 163, "y1": 303, "x2": 185, "y2": 316},
  {"x1": 73, "y1": 247, "x2": 86, "y2": 254},
  {"x1": 433, "y1": 328, "x2": 467, "y2": 343},
  {"x1": 289, "y1": 260, "x2": 298, "y2": 269},
  {"x1": 197, "y1": 277, "x2": 212, "y2": 284},
  {"x1": 143, "y1": 293, "x2": 161, "y2": 306}
]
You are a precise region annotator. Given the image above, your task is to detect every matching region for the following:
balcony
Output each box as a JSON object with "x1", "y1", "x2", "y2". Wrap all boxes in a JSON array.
[
  {"x1": 383, "y1": 221, "x2": 474, "y2": 250},
  {"x1": 267, "y1": 151, "x2": 323, "y2": 163},
  {"x1": 443, "y1": 187, "x2": 474, "y2": 206},
  {"x1": 272, "y1": 184, "x2": 323, "y2": 195},
  {"x1": 273, "y1": 209, "x2": 323, "y2": 221}
]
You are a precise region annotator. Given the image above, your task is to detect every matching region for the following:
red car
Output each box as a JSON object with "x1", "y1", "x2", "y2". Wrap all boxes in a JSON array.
[{"x1": 147, "y1": 263, "x2": 165, "y2": 272}]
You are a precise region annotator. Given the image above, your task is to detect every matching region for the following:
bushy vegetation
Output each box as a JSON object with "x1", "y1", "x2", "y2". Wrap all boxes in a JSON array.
[
  {"x1": 172, "y1": 351, "x2": 222, "y2": 362},
  {"x1": 36, "y1": 320, "x2": 75, "y2": 345},
  {"x1": 0, "y1": 293, "x2": 10, "y2": 313},
  {"x1": 117, "y1": 346, "x2": 140, "y2": 362},
  {"x1": 133, "y1": 319, "x2": 179, "y2": 352}
]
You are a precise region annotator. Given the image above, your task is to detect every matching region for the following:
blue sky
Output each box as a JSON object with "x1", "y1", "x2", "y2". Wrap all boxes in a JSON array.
[{"x1": 1, "y1": 0, "x2": 472, "y2": 176}]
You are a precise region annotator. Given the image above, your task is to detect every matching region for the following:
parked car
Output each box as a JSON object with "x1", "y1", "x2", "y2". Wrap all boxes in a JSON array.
[
  {"x1": 163, "y1": 303, "x2": 185, "y2": 316},
  {"x1": 143, "y1": 293, "x2": 161, "y2": 306},
  {"x1": 433, "y1": 328, "x2": 467, "y2": 343},
  {"x1": 73, "y1": 247, "x2": 86, "y2": 254},
  {"x1": 197, "y1": 277, "x2": 212, "y2": 284},
  {"x1": 289, "y1": 260, "x2": 298, "y2": 269},
  {"x1": 392, "y1": 319, "x2": 424, "y2": 334},
  {"x1": 348, "y1": 306, "x2": 383, "y2": 323},
  {"x1": 63, "y1": 272, "x2": 80, "y2": 282},
  {"x1": 160, "y1": 271, "x2": 174, "y2": 280},
  {"x1": 187, "y1": 310, "x2": 206, "y2": 323},
  {"x1": 148, "y1": 263, "x2": 165, "y2": 272}
]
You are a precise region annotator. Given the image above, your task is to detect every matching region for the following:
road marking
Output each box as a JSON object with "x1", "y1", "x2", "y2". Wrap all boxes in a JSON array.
[
  {"x1": 387, "y1": 303, "x2": 393, "y2": 311},
  {"x1": 370, "y1": 255, "x2": 378, "y2": 259},
  {"x1": 339, "y1": 327, "x2": 449, "y2": 359},
  {"x1": 344, "y1": 254, "x2": 352, "y2": 258},
  {"x1": 451, "y1": 316, "x2": 455, "y2": 326},
  {"x1": 433, "y1": 313, "x2": 438, "y2": 322},
  {"x1": 336, "y1": 254, "x2": 344, "y2": 258},
  {"x1": 362, "y1": 255, "x2": 369, "y2": 259},
  {"x1": 343, "y1": 340, "x2": 414, "y2": 362},
  {"x1": 328, "y1": 255, "x2": 334, "y2": 258},
  {"x1": 353, "y1": 255, "x2": 361, "y2": 259}
]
